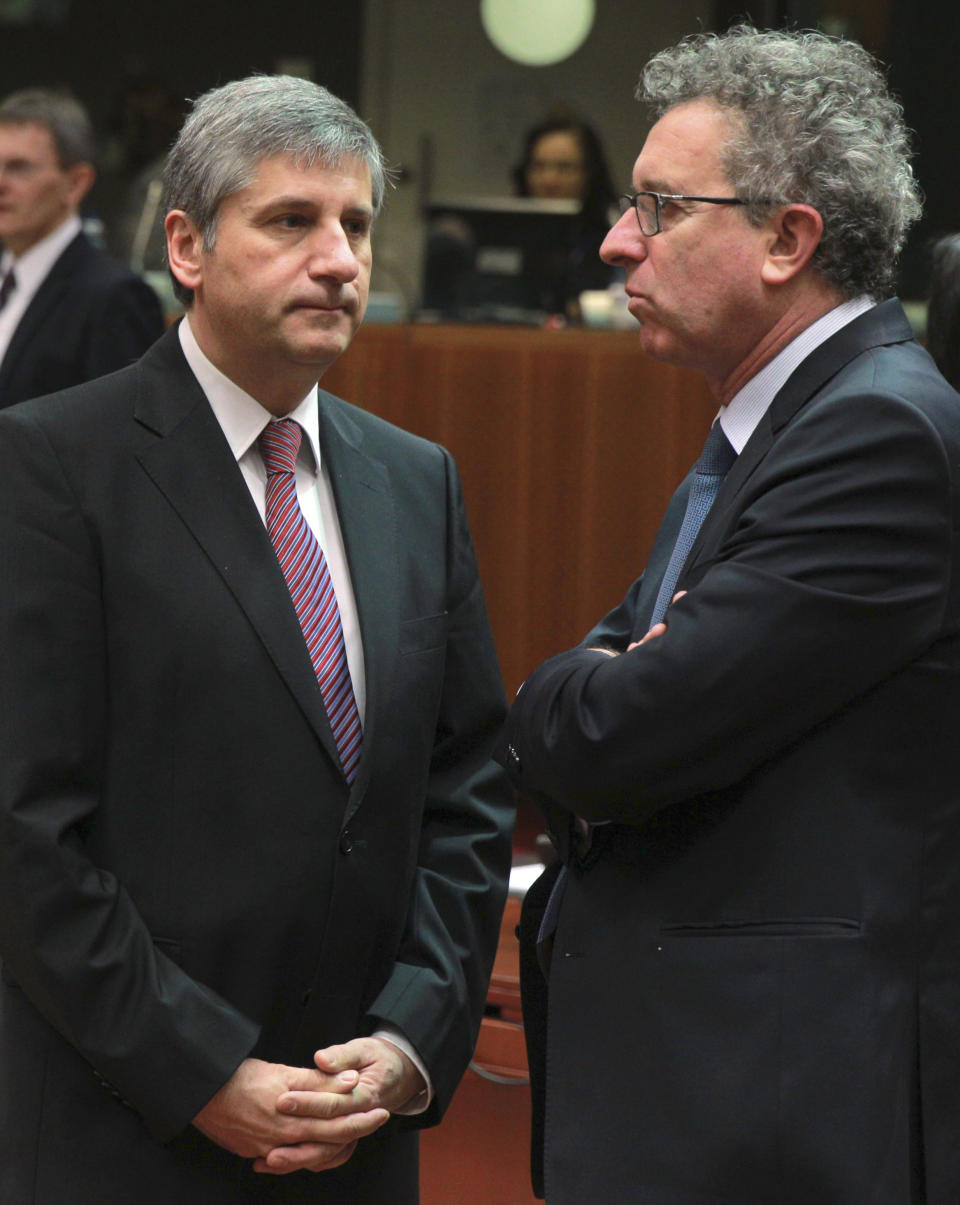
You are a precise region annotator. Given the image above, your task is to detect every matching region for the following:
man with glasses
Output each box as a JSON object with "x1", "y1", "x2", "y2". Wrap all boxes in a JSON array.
[{"x1": 500, "y1": 25, "x2": 960, "y2": 1204}]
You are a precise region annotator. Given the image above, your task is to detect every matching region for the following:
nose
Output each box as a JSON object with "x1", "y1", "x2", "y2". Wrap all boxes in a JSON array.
[
  {"x1": 600, "y1": 207, "x2": 648, "y2": 268},
  {"x1": 307, "y1": 223, "x2": 360, "y2": 284}
]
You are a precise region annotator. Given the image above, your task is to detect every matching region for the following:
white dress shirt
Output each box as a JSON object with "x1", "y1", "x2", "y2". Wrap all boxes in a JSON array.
[
  {"x1": 0, "y1": 213, "x2": 82, "y2": 365},
  {"x1": 718, "y1": 295, "x2": 875, "y2": 450},
  {"x1": 177, "y1": 316, "x2": 431, "y2": 1111},
  {"x1": 178, "y1": 316, "x2": 367, "y2": 722}
]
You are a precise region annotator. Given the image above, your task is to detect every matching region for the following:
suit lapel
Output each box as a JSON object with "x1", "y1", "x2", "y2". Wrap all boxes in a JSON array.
[
  {"x1": 768, "y1": 298, "x2": 914, "y2": 436},
  {"x1": 132, "y1": 329, "x2": 345, "y2": 774},
  {"x1": 316, "y1": 392, "x2": 398, "y2": 820},
  {"x1": 0, "y1": 233, "x2": 85, "y2": 390},
  {"x1": 629, "y1": 471, "x2": 695, "y2": 639},
  {"x1": 681, "y1": 299, "x2": 917, "y2": 575}
]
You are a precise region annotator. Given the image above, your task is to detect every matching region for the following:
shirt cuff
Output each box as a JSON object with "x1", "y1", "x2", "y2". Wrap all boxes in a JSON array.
[{"x1": 372, "y1": 1025, "x2": 433, "y2": 1115}]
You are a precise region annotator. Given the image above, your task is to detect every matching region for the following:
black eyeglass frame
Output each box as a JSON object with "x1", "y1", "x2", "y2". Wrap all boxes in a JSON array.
[{"x1": 619, "y1": 191, "x2": 751, "y2": 237}]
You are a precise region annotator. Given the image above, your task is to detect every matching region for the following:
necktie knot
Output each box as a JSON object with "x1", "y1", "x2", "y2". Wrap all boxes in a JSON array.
[
  {"x1": 259, "y1": 419, "x2": 302, "y2": 476},
  {"x1": 696, "y1": 420, "x2": 737, "y2": 478}
]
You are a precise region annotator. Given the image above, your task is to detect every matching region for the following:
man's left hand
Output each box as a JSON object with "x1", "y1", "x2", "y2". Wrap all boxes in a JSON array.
[{"x1": 257, "y1": 1037, "x2": 426, "y2": 1175}]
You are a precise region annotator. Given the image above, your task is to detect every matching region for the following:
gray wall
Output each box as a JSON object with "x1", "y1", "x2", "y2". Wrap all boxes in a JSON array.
[{"x1": 360, "y1": 0, "x2": 712, "y2": 310}]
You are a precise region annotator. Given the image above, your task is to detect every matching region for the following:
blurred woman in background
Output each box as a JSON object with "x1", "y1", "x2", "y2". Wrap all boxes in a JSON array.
[{"x1": 513, "y1": 115, "x2": 618, "y2": 316}]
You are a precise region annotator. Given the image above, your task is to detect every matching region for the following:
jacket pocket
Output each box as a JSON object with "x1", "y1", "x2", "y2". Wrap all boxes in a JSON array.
[
  {"x1": 660, "y1": 917, "x2": 861, "y2": 937},
  {"x1": 399, "y1": 611, "x2": 448, "y2": 655}
]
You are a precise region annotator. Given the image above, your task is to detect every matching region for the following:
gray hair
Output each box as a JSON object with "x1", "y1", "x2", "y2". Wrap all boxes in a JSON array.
[
  {"x1": 638, "y1": 26, "x2": 921, "y2": 299},
  {"x1": 163, "y1": 74, "x2": 388, "y2": 306},
  {"x1": 0, "y1": 88, "x2": 95, "y2": 167}
]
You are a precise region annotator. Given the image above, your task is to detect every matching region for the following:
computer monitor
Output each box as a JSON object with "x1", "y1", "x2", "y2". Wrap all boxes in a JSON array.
[{"x1": 420, "y1": 195, "x2": 585, "y2": 323}]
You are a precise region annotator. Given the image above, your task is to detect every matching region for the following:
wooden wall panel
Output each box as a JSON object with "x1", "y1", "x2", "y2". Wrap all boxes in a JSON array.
[
  {"x1": 324, "y1": 325, "x2": 716, "y2": 1200},
  {"x1": 324, "y1": 324, "x2": 716, "y2": 697}
]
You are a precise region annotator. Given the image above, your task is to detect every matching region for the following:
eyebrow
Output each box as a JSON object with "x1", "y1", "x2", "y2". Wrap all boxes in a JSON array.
[
  {"x1": 253, "y1": 195, "x2": 316, "y2": 212},
  {"x1": 248, "y1": 196, "x2": 374, "y2": 220},
  {"x1": 632, "y1": 178, "x2": 677, "y2": 195}
]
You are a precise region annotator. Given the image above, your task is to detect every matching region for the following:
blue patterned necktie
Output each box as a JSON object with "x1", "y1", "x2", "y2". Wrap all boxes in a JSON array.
[
  {"x1": 650, "y1": 421, "x2": 737, "y2": 625},
  {"x1": 539, "y1": 422, "x2": 737, "y2": 959}
]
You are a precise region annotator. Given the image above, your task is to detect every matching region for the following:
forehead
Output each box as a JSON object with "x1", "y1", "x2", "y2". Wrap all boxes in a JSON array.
[
  {"x1": 634, "y1": 99, "x2": 735, "y2": 190},
  {"x1": 0, "y1": 120, "x2": 59, "y2": 164},
  {"x1": 532, "y1": 130, "x2": 583, "y2": 161},
  {"x1": 234, "y1": 152, "x2": 373, "y2": 208}
]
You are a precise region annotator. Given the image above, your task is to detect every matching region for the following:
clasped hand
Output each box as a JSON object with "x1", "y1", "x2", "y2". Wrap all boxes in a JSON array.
[{"x1": 193, "y1": 1037, "x2": 426, "y2": 1176}]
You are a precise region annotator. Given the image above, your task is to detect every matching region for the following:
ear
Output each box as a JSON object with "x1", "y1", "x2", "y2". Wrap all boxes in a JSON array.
[
  {"x1": 65, "y1": 161, "x2": 95, "y2": 207},
  {"x1": 760, "y1": 204, "x2": 823, "y2": 286},
  {"x1": 165, "y1": 210, "x2": 205, "y2": 295}
]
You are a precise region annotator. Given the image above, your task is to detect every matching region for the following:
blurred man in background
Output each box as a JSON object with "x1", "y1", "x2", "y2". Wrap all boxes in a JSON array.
[{"x1": 0, "y1": 87, "x2": 163, "y2": 408}]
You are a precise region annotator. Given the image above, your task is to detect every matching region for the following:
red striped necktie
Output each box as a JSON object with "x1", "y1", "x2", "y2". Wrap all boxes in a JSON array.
[{"x1": 259, "y1": 419, "x2": 362, "y2": 783}]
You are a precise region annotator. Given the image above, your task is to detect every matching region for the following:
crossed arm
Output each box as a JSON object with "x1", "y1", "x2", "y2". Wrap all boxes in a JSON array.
[{"x1": 504, "y1": 385, "x2": 957, "y2": 823}]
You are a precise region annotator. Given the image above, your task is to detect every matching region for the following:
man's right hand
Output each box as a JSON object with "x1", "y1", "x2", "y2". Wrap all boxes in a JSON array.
[
  {"x1": 192, "y1": 1057, "x2": 390, "y2": 1173},
  {"x1": 627, "y1": 590, "x2": 687, "y2": 650}
]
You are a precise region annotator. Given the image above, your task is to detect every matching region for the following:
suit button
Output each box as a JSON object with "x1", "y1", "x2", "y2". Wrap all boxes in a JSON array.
[
  {"x1": 506, "y1": 742, "x2": 521, "y2": 771},
  {"x1": 339, "y1": 831, "x2": 353, "y2": 854}
]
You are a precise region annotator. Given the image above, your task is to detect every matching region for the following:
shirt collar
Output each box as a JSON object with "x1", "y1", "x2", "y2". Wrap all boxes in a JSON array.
[
  {"x1": 719, "y1": 295, "x2": 876, "y2": 453},
  {"x1": 0, "y1": 213, "x2": 82, "y2": 291},
  {"x1": 177, "y1": 314, "x2": 322, "y2": 472}
]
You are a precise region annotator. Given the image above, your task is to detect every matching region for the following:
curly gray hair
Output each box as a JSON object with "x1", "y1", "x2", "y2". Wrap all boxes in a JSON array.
[
  {"x1": 638, "y1": 25, "x2": 921, "y2": 299},
  {"x1": 163, "y1": 74, "x2": 387, "y2": 307}
]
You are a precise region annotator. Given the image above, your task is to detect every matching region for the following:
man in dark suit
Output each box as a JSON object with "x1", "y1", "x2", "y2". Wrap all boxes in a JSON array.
[
  {"x1": 0, "y1": 74, "x2": 513, "y2": 1203},
  {"x1": 0, "y1": 88, "x2": 164, "y2": 408},
  {"x1": 501, "y1": 26, "x2": 960, "y2": 1204}
]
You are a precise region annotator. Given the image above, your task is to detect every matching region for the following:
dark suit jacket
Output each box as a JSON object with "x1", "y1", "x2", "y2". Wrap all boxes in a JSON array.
[
  {"x1": 503, "y1": 300, "x2": 960, "y2": 1204},
  {"x1": 0, "y1": 326, "x2": 514, "y2": 1204},
  {"x1": 0, "y1": 230, "x2": 164, "y2": 408}
]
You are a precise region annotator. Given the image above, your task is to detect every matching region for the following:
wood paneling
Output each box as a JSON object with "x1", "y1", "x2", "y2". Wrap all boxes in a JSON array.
[
  {"x1": 324, "y1": 324, "x2": 714, "y2": 1201},
  {"x1": 324, "y1": 323, "x2": 716, "y2": 698}
]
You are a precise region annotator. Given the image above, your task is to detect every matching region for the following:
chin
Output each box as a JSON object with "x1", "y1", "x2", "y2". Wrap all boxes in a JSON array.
[
  {"x1": 634, "y1": 323, "x2": 666, "y2": 354},
  {"x1": 293, "y1": 337, "x2": 351, "y2": 369}
]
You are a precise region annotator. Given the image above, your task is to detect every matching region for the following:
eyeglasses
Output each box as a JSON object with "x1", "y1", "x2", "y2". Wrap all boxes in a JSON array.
[{"x1": 618, "y1": 191, "x2": 750, "y2": 237}]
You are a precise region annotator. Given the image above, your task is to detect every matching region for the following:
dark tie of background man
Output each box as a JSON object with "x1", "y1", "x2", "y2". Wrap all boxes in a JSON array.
[{"x1": 0, "y1": 267, "x2": 16, "y2": 312}]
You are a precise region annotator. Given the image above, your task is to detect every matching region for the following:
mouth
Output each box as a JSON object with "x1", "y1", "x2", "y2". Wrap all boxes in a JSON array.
[
  {"x1": 287, "y1": 302, "x2": 355, "y2": 324},
  {"x1": 624, "y1": 293, "x2": 652, "y2": 326},
  {"x1": 290, "y1": 288, "x2": 353, "y2": 308}
]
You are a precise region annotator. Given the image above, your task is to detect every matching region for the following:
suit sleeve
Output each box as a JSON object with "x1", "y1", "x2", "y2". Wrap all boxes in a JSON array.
[
  {"x1": 502, "y1": 382, "x2": 957, "y2": 823},
  {"x1": 364, "y1": 448, "x2": 515, "y2": 1120},
  {"x1": 0, "y1": 409, "x2": 259, "y2": 1141}
]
